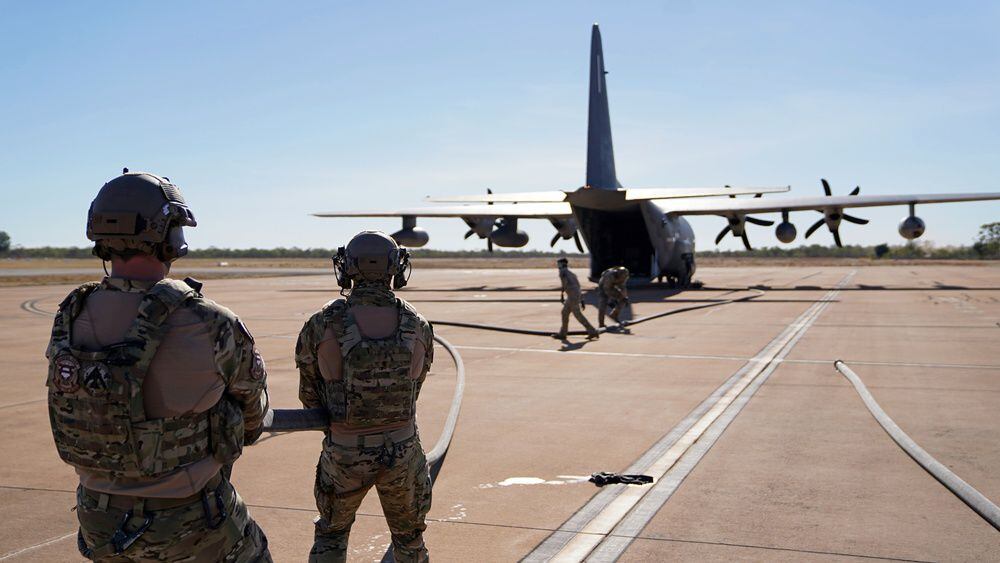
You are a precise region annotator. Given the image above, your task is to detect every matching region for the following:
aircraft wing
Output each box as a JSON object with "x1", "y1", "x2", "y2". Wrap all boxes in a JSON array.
[
  {"x1": 654, "y1": 192, "x2": 1000, "y2": 216},
  {"x1": 312, "y1": 202, "x2": 573, "y2": 219}
]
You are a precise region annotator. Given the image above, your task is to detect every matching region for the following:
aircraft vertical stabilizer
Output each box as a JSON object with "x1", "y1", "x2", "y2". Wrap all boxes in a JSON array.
[{"x1": 586, "y1": 24, "x2": 619, "y2": 190}]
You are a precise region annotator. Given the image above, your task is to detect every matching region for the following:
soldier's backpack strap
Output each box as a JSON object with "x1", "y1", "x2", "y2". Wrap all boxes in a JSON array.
[{"x1": 117, "y1": 279, "x2": 198, "y2": 422}]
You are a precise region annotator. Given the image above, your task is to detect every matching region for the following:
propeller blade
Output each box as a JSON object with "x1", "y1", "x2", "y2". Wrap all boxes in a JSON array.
[
  {"x1": 740, "y1": 232, "x2": 752, "y2": 251},
  {"x1": 805, "y1": 218, "x2": 825, "y2": 238},
  {"x1": 573, "y1": 231, "x2": 585, "y2": 253},
  {"x1": 464, "y1": 229, "x2": 474, "y2": 239},
  {"x1": 850, "y1": 186, "x2": 860, "y2": 196},
  {"x1": 487, "y1": 238, "x2": 493, "y2": 253},
  {"x1": 715, "y1": 225, "x2": 731, "y2": 245},
  {"x1": 550, "y1": 233, "x2": 560, "y2": 247},
  {"x1": 842, "y1": 214, "x2": 869, "y2": 225},
  {"x1": 746, "y1": 216, "x2": 775, "y2": 226},
  {"x1": 821, "y1": 178, "x2": 832, "y2": 196},
  {"x1": 832, "y1": 230, "x2": 843, "y2": 248}
]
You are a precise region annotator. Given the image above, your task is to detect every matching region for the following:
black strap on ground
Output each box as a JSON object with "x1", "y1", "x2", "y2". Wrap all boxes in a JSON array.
[
  {"x1": 430, "y1": 289, "x2": 763, "y2": 337},
  {"x1": 589, "y1": 472, "x2": 654, "y2": 487},
  {"x1": 834, "y1": 360, "x2": 1000, "y2": 531}
]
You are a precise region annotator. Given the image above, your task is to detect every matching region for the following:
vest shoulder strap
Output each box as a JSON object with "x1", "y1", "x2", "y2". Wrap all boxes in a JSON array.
[
  {"x1": 119, "y1": 279, "x2": 198, "y2": 422},
  {"x1": 396, "y1": 298, "x2": 429, "y2": 353},
  {"x1": 47, "y1": 282, "x2": 102, "y2": 359}
]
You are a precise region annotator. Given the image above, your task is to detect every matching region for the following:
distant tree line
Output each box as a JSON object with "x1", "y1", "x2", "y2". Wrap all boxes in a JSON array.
[{"x1": 1, "y1": 223, "x2": 997, "y2": 260}]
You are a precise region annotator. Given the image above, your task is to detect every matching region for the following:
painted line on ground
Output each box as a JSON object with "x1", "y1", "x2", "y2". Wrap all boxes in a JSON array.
[
  {"x1": 0, "y1": 532, "x2": 76, "y2": 561},
  {"x1": 523, "y1": 272, "x2": 854, "y2": 562},
  {"x1": 453, "y1": 345, "x2": 1000, "y2": 371},
  {"x1": 585, "y1": 276, "x2": 853, "y2": 561}
]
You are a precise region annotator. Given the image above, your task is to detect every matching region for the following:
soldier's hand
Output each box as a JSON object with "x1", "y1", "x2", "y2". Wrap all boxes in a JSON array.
[
  {"x1": 581, "y1": 302, "x2": 586, "y2": 310},
  {"x1": 560, "y1": 296, "x2": 565, "y2": 304}
]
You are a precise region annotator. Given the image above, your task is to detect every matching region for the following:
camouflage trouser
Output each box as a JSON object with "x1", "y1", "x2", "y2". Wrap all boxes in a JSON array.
[
  {"x1": 598, "y1": 290, "x2": 625, "y2": 326},
  {"x1": 311, "y1": 434, "x2": 431, "y2": 563},
  {"x1": 75, "y1": 479, "x2": 270, "y2": 562},
  {"x1": 559, "y1": 297, "x2": 598, "y2": 337}
]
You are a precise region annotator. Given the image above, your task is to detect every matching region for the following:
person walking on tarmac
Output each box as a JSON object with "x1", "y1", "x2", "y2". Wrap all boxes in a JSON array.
[
  {"x1": 46, "y1": 170, "x2": 271, "y2": 561},
  {"x1": 295, "y1": 231, "x2": 435, "y2": 563},
  {"x1": 555, "y1": 258, "x2": 599, "y2": 340},
  {"x1": 598, "y1": 265, "x2": 630, "y2": 328}
]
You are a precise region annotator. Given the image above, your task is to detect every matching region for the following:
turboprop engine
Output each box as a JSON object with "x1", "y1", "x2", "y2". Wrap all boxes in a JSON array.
[
  {"x1": 548, "y1": 217, "x2": 585, "y2": 252},
  {"x1": 774, "y1": 210, "x2": 797, "y2": 243},
  {"x1": 896, "y1": 203, "x2": 926, "y2": 240},
  {"x1": 390, "y1": 216, "x2": 429, "y2": 247},
  {"x1": 489, "y1": 217, "x2": 529, "y2": 248}
]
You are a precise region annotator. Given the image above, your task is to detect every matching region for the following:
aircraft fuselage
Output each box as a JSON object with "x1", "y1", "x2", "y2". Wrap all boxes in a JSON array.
[{"x1": 567, "y1": 188, "x2": 696, "y2": 283}]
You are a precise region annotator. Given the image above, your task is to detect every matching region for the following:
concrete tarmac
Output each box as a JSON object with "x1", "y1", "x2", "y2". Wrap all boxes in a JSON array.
[{"x1": 1, "y1": 265, "x2": 998, "y2": 561}]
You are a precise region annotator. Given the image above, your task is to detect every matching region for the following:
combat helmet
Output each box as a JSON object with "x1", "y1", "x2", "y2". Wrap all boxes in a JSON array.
[
  {"x1": 87, "y1": 169, "x2": 197, "y2": 262},
  {"x1": 334, "y1": 230, "x2": 411, "y2": 289}
]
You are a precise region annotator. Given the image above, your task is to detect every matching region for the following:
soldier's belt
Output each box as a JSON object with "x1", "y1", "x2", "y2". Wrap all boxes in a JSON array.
[
  {"x1": 81, "y1": 472, "x2": 223, "y2": 512},
  {"x1": 327, "y1": 423, "x2": 416, "y2": 449}
]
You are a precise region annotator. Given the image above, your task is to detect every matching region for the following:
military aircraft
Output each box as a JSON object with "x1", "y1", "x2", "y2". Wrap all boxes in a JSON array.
[{"x1": 316, "y1": 24, "x2": 1000, "y2": 285}]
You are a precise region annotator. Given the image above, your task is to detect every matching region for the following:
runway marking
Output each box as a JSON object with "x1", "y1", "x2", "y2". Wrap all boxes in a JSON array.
[
  {"x1": 0, "y1": 531, "x2": 76, "y2": 561},
  {"x1": 524, "y1": 272, "x2": 855, "y2": 562},
  {"x1": 453, "y1": 345, "x2": 1000, "y2": 371}
]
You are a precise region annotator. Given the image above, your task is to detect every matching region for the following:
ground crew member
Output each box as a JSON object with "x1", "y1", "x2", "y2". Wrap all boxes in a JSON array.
[
  {"x1": 555, "y1": 258, "x2": 599, "y2": 340},
  {"x1": 598, "y1": 265, "x2": 630, "y2": 327},
  {"x1": 296, "y1": 231, "x2": 434, "y2": 563},
  {"x1": 46, "y1": 170, "x2": 271, "y2": 561}
]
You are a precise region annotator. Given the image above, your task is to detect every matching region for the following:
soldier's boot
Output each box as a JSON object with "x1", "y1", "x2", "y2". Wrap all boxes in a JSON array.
[
  {"x1": 390, "y1": 529, "x2": 429, "y2": 563},
  {"x1": 554, "y1": 331, "x2": 568, "y2": 340},
  {"x1": 586, "y1": 329, "x2": 600, "y2": 339},
  {"x1": 309, "y1": 518, "x2": 350, "y2": 563}
]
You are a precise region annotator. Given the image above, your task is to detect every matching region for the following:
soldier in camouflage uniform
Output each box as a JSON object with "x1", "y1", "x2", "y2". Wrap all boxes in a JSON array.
[
  {"x1": 597, "y1": 266, "x2": 630, "y2": 327},
  {"x1": 555, "y1": 258, "x2": 599, "y2": 340},
  {"x1": 296, "y1": 231, "x2": 434, "y2": 563},
  {"x1": 46, "y1": 170, "x2": 271, "y2": 562}
]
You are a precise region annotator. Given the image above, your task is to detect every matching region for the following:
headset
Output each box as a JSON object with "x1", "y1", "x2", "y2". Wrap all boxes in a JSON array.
[{"x1": 333, "y1": 246, "x2": 412, "y2": 290}]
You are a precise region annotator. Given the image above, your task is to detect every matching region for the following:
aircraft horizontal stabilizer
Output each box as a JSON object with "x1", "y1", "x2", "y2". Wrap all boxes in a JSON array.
[
  {"x1": 624, "y1": 186, "x2": 790, "y2": 201},
  {"x1": 313, "y1": 201, "x2": 573, "y2": 219},
  {"x1": 426, "y1": 191, "x2": 568, "y2": 203}
]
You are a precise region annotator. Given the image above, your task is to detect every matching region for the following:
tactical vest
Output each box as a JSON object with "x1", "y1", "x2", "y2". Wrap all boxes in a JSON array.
[
  {"x1": 46, "y1": 279, "x2": 240, "y2": 480},
  {"x1": 320, "y1": 299, "x2": 424, "y2": 428}
]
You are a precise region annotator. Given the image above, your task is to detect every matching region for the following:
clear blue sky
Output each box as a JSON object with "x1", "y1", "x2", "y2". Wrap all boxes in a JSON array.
[{"x1": 1, "y1": 1, "x2": 998, "y2": 252}]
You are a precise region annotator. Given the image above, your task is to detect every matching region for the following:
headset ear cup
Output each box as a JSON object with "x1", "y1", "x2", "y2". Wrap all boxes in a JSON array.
[
  {"x1": 333, "y1": 248, "x2": 352, "y2": 289},
  {"x1": 92, "y1": 242, "x2": 112, "y2": 261}
]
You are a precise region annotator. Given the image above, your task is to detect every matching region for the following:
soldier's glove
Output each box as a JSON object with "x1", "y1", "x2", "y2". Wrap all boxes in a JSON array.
[
  {"x1": 560, "y1": 296, "x2": 565, "y2": 304},
  {"x1": 581, "y1": 302, "x2": 586, "y2": 310}
]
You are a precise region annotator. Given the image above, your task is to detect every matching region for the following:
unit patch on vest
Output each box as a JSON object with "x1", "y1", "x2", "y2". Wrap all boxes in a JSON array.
[
  {"x1": 53, "y1": 355, "x2": 80, "y2": 393},
  {"x1": 250, "y1": 349, "x2": 266, "y2": 381},
  {"x1": 81, "y1": 362, "x2": 111, "y2": 396}
]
